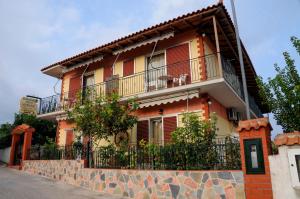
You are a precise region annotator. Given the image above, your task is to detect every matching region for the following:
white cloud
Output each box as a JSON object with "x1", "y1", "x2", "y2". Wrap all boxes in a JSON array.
[{"x1": 0, "y1": 0, "x2": 135, "y2": 123}]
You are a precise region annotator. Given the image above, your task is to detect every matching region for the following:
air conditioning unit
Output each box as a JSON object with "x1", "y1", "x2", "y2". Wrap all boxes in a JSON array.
[{"x1": 227, "y1": 108, "x2": 239, "y2": 121}]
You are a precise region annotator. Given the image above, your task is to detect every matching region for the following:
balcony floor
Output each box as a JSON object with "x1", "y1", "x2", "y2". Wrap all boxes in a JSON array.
[{"x1": 37, "y1": 77, "x2": 257, "y2": 121}]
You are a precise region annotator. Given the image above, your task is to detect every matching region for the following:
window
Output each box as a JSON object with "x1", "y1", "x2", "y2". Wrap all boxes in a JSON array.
[
  {"x1": 296, "y1": 155, "x2": 300, "y2": 182},
  {"x1": 288, "y1": 149, "x2": 300, "y2": 189},
  {"x1": 83, "y1": 74, "x2": 95, "y2": 99},
  {"x1": 244, "y1": 138, "x2": 265, "y2": 174},
  {"x1": 150, "y1": 118, "x2": 163, "y2": 145},
  {"x1": 147, "y1": 53, "x2": 166, "y2": 91},
  {"x1": 83, "y1": 74, "x2": 95, "y2": 88}
]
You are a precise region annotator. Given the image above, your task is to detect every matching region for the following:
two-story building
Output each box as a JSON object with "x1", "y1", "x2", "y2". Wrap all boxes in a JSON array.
[{"x1": 37, "y1": 3, "x2": 267, "y2": 146}]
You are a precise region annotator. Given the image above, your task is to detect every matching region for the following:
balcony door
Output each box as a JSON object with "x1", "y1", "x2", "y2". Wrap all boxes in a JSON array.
[
  {"x1": 146, "y1": 53, "x2": 166, "y2": 91},
  {"x1": 83, "y1": 74, "x2": 95, "y2": 100}
]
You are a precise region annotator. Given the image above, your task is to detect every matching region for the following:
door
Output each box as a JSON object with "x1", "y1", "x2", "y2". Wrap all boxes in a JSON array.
[
  {"x1": 146, "y1": 53, "x2": 166, "y2": 91},
  {"x1": 83, "y1": 74, "x2": 95, "y2": 100},
  {"x1": 150, "y1": 118, "x2": 163, "y2": 145}
]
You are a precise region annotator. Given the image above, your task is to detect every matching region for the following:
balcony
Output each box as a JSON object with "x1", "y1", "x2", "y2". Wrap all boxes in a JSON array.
[{"x1": 38, "y1": 53, "x2": 263, "y2": 118}]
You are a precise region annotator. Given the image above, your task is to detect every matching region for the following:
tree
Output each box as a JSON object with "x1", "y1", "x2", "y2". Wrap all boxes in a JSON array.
[
  {"x1": 67, "y1": 91, "x2": 138, "y2": 145},
  {"x1": 171, "y1": 112, "x2": 217, "y2": 144},
  {"x1": 256, "y1": 36, "x2": 300, "y2": 132},
  {"x1": 13, "y1": 113, "x2": 57, "y2": 145},
  {"x1": 0, "y1": 113, "x2": 57, "y2": 149},
  {"x1": 0, "y1": 123, "x2": 13, "y2": 149}
]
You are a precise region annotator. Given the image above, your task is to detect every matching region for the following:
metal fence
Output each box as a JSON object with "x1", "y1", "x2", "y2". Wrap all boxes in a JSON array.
[
  {"x1": 28, "y1": 137, "x2": 241, "y2": 170},
  {"x1": 38, "y1": 53, "x2": 221, "y2": 115}
]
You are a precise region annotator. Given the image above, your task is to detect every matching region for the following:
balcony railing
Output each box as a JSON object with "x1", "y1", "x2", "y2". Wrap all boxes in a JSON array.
[
  {"x1": 38, "y1": 53, "x2": 262, "y2": 117},
  {"x1": 222, "y1": 57, "x2": 263, "y2": 117}
]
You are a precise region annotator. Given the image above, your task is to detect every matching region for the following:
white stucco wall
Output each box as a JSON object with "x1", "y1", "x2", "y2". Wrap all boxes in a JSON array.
[
  {"x1": 0, "y1": 147, "x2": 11, "y2": 163},
  {"x1": 269, "y1": 145, "x2": 300, "y2": 199}
]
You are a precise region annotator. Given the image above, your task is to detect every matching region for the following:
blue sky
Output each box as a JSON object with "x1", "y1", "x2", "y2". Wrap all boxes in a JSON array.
[{"x1": 0, "y1": 0, "x2": 299, "y2": 138}]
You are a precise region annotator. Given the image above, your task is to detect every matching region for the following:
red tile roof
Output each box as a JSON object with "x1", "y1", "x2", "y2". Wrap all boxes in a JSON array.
[
  {"x1": 41, "y1": 3, "x2": 222, "y2": 71},
  {"x1": 274, "y1": 132, "x2": 300, "y2": 146},
  {"x1": 237, "y1": 117, "x2": 272, "y2": 132}
]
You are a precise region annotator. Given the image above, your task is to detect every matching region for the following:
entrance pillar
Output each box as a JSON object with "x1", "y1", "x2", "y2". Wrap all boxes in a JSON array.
[
  {"x1": 237, "y1": 117, "x2": 273, "y2": 199},
  {"x1": 22, "y1": 128, "x2": 34, "y2": 162},
  {"x1": 8, "y1": 134, "x2": 20, "y2": 166},
  {"x1": 9, "y1": 124, "x2": 35, "y2": 168}
]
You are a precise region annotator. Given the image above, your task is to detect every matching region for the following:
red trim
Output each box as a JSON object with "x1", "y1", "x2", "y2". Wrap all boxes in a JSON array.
[{"x1": 197, "y1": 36, "x2": 206, "y2": 80}]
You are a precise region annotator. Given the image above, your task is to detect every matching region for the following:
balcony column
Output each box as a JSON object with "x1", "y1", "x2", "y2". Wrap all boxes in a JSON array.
[{"x1": 212, "y1": 16, "x2": 223, "y2": 77}]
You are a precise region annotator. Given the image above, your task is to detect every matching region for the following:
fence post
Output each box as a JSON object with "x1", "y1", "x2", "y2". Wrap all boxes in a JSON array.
[{"x1": 237, "y1": 117, "x2": 273, "y2": 199}]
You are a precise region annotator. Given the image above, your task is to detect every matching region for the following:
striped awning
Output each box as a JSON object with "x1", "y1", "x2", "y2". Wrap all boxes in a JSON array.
[
  {"x1": 112, "y1": 32, "x2": 174, "y2": 55},
  {"x1": 138, "y1": 90, "x2": 199, "y2": 108}
]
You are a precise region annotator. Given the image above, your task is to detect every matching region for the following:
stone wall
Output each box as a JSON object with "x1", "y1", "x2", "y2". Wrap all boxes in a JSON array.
[{"x1": 23, "y1": 160, "x2": 245, "y2": 199}]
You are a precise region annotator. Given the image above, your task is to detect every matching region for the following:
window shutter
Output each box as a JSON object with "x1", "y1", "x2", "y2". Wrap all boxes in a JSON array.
[
  {"x1": 69, "y1": 76, "x2": 81, "y2": 102},
  {"x1": 65, "y1": 130, "x2": 74, "y2": 146},
  {"x1": 163, "y1": 116, "x2": 177, "y2": 144},
  {"x1": 123, "y1": 59, "x2": 134, "y2": 76},
  {"x1": 137, "y1": 120, "x2": 149, "y2": 144},
  {"x1": 166, "y1": 43, "x2": 190, "y2": 85},
  {"x1": 103, "y1": 65, "x2": 113, "y2": 81}
]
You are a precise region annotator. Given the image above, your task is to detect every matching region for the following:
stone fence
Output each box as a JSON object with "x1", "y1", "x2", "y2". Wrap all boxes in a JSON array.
[{"x1": 23, "y1": 160, "x2": 245, "y2": 199}]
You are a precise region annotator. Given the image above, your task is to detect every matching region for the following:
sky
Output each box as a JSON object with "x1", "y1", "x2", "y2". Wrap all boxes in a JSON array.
[{"x1": 0, "y1": 0, "x2": 299, "y2": 138}]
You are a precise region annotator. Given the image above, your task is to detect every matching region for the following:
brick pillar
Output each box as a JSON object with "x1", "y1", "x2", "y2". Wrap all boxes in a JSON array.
[
  {"x1": 22, "y1": 129, "x2": 34, "y2": 162},
  {"x1": 8, "y1": 134, "x2": 20, "y2": 166},
  {"x1": 237, "y1": 118, "x2": 273, "y2": 199}
]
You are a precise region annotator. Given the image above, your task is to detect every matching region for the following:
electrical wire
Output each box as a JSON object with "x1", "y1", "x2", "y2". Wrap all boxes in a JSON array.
[{"x1": 147, "y1": 40, "x2": 158, "y2": 69}]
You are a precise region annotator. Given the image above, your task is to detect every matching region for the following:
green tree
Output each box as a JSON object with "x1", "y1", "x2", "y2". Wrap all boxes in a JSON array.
[
  {"x1": 0, "y1": 113, "x2": 56, "y2": 149},
  {"x1": 13, "y1": 113, "x2": 57, "y2": 145},
  {"x1": 171, "y1": 113, "x2": 217, "y2": 144},
  {"x1": 0, "y1": 123, "x2": 13, "y2": 149},
  {"x1": 0, "y1": 123, "x2": 13, "y2": 137},
  {"x1": 256, "y1": 36, "x2": 300, "y2": 132},
  {"x1": 67, "y1": 91, "x2": 138, "y2": 145}
]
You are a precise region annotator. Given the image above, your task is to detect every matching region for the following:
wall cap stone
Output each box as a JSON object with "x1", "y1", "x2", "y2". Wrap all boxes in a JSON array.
[
  {"x1": 237, "y1": 117, "x2": 272, "y2": 132},
  {"x1": 274, "y1": 132, "x2": 300, "y2": 146}
]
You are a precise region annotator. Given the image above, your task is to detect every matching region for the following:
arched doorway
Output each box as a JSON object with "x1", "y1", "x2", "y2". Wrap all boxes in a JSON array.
[{"x1": 9, "y1": 124, "x2": 35, "y2": 169}]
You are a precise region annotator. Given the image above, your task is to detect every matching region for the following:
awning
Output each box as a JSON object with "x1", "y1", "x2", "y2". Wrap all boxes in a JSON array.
[
  {"x1": 138, "y1": 90, "x2": 199, "y2": 108},
  {"x1": 113, "y1": 32, "x2": 174, "y2": 55},
  {"x1": 63, "y1": 55, "x2": 104, "y2": 73}
]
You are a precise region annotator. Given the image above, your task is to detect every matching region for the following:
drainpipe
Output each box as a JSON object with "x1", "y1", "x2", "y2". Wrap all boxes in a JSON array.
[{"x1": 230, "y1": 0, "x2": 250, "y2": 119}]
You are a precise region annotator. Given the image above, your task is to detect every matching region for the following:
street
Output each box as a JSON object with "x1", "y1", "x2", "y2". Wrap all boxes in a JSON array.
[{"x1": 0, "y1": 166, "x2": 124, "y2": 199}]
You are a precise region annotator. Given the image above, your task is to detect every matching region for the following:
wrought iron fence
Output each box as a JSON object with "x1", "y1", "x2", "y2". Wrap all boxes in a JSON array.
[
  {"x1": 28, "y1": 145, "x2": 89, "y2": 161},
  {"x1": 28, "y1": 137, "x2": 241, "y2": 170}
]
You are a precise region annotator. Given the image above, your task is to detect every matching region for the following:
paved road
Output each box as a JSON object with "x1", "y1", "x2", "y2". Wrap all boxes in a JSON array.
[{"x1": 0, "y1": 167, "x2": 124, "y2": 199}]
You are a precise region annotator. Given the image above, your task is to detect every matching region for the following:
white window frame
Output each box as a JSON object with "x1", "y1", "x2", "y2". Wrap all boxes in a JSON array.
[{"x1": 288, "y1": 148, "x2": 300, "y2": 189}]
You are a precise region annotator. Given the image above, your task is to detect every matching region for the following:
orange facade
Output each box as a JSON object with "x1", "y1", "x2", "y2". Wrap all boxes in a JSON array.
[{"x1": 54, "y1": 27, "x2": 236, "y2": 146}]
